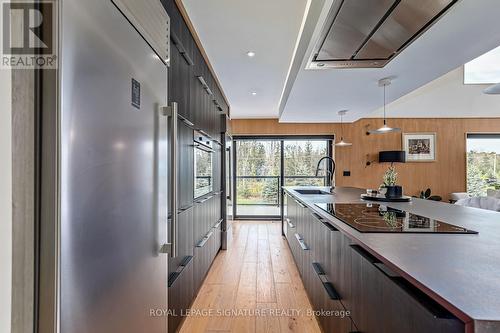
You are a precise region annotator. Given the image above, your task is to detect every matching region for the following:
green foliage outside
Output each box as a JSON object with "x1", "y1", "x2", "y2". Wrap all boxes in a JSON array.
[
  {"x1": 467, "y1": 151, "x2": 500, "y2": 196},
  {"x1": 236, "y1": 140, "x2": 328, "y2": 205}
]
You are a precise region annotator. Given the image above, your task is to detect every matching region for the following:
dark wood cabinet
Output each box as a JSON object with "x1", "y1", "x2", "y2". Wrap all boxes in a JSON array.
[
  {"x1": 178, "y1": 120, "x2": 193, "y2": 209},
  {"x1": 349, "y1": 244, "x2": 464, "y2": 333},
  {"x1": 168, "y1": 208, "x2": 195, "y2": 332},
  {"x1": 169, "y1": 34, "x2": 192, "y2": 122},
  {"x1": 163, "y1": 1, "x2": 229, "y2": 331},
  {"x1": 283, "y1": 192, "x2": 465, "y2": 333}
]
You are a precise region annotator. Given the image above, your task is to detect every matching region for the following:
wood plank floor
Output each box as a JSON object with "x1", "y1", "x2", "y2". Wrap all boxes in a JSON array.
[{"x1": 179, "y1": 221, "x2": 321, "y2": 333}]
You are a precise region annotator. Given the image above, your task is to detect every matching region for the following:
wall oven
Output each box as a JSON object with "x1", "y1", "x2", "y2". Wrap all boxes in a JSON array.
[{"x1": 194, "y1": 130, "x2": 214, "y2": 198}]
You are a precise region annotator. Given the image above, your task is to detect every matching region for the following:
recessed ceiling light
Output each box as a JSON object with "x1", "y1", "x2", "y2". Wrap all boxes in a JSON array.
[
  {"x1": 317, "y1": 63, "x2": 325, "y2": 67},
  {"x1": 251, "y1": 91, "x2": 257, "y2": 96},
  {"x1": 247, "y1": 51, "x2": 256, "y2": 57}
]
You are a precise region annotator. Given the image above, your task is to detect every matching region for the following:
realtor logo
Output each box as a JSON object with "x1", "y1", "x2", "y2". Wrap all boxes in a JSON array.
[{"x1": 1, "y1": 0, "x2": 58, "y2": 68}]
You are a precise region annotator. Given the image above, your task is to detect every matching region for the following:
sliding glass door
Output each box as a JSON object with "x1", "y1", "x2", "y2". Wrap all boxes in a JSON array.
[
  {"x1": 234, "y1": 137, "x2": 332, "y2": 219},
  {"x1": 235, "y1": 139, "x2": 281, "y2": 218}
]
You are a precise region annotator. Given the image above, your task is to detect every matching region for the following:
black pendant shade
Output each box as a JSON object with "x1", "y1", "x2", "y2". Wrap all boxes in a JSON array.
[{"x1": 379, "y1": 151, "x2": 406, "y2": 163}]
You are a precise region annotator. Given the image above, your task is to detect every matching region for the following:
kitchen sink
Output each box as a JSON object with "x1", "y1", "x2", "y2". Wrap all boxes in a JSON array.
[{"x1": 295, "y1": 189, "x2": 330, "y2": 195}]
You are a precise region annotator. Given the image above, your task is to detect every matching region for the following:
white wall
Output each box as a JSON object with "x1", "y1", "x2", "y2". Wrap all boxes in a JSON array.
[
  {"x1": 0, "y1": 68, "x2": 12, "y2": 332},
  {"x1": 370, "y1": 66, "x2": 500, "y2": 118}
]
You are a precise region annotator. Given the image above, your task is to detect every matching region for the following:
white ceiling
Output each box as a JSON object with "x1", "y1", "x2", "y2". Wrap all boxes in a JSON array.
[
  {"x1": 181, "y1": 0, "x2": 308, "y2": 119},
  {"x1": 368, "y1": 66, "x2": 500, "y2": 119},
  {"x1": 182, "y1": 0, "x2": 500, "y2": 122}
]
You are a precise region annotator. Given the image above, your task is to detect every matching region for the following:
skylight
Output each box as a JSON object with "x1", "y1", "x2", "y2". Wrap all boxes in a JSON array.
[{"x1": 464, "y1": 45, "x2": 500, "y2": 84}]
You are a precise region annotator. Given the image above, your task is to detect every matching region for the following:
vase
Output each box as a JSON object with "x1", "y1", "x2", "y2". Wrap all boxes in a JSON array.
[{"x1": 385, "y1": 185, "x2": 403, "y2": 198}]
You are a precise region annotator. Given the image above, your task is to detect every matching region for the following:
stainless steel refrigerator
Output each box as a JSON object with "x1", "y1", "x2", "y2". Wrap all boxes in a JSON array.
[{"x1": 53, "y1": 0, "x2": 174, "y2": 332}]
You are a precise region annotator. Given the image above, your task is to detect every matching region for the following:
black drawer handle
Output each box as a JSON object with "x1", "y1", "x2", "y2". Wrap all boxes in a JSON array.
[
  {"x1": 312, "y1": 262, "x2": 341, "y2": 300},
  {"x1": 168, "y1": 255, "x2": 193, "y2": 287},
  {"x1": 321, "y1": 221, "x2": 338, "y2": 232},
  {"x1": 295, "y1": 199, "x2": 307, "y2": 208},
  {"x1": 286, "y1": 218, "x2": 295, "y2": 229},
  {"x1": 294, "y1": 233, "x2": 309, "y2": 250},
  {"x1": 196, "y1": 231, "x2": 213, "y2": 247},
  {"x1": 311, "y1": 212, "x2": 323, "y2": 221}
]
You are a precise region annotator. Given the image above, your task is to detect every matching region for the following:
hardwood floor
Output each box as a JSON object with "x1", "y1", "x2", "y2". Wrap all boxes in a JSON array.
[{"x1": 179, "y1": 221, "x2": 322, "y2": 333}]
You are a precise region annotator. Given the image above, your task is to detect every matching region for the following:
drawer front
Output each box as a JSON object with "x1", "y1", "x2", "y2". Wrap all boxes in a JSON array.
[
  {"x1": 309, "y1": 261, "x2": 352, "y2": 333},
  {"x1": 350, "y1": 245, "x2": 464, "y2": 333}
]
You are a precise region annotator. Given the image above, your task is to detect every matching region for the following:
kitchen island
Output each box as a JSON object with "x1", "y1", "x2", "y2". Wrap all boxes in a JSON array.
[{"x1": 283, "y1": 186, "x2": 500, "y2": 333}]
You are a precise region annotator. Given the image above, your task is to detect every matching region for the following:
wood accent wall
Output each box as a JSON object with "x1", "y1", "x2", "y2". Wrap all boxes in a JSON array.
[{"x1": 230, "y1": 118, "x2": 500, "y2": 201}]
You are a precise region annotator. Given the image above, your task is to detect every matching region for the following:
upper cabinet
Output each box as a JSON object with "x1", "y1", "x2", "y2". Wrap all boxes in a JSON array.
[{"x1": 164, "y1": 0, "x2": 229, "y2": 137}]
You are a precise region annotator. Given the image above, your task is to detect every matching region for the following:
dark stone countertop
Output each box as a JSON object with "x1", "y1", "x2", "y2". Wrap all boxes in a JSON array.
[{"x1": 283, "y1": 186, "x2": 500, "y2": 332}]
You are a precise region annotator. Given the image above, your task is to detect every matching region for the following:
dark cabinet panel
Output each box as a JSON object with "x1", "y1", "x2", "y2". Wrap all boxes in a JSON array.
[
  {"x1": 213, "y1": 143, "x2": 222, "y2": 192},
  {"x1": 168, "y1": 207, "x2": 194, "y2": 273},
  {"x1": 178, "y1": 120, "x2": 193, "y2": 209},
  {"x1": 169, "y1": 40, "x2": 192, "y2": 121},
  {"x1": 350, "y1": 245, "x2": 464, "y2": 333},
  {"x1": 168, "y1": 207, "x2": 194, "y2": 333}
]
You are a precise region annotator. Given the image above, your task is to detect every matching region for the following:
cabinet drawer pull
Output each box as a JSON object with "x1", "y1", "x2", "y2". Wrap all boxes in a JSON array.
[
  {"x1": 324, "y1": 282, "x2": 341, "y2": 301},
  {"x1": 312, "y1": 262, "x2": 341, "y2": 300},
  {"x1": 294, "y1": 233, "x2": 309, "y2": 250},
  {"x1": 321, "y1": 221, "x2": 338, "y2": 232},
  {"x1": 178, "y1": 115, "x2": 194, "y2": 127},
  {"x1": 181, "y1": 52, "x2": 194, "y2": 66},
  {"x1": 178, "y1": 204, "x2": 194, "y2": 213},
  {"x1": 197, "y1": 76, "x2": 214, "y2": 96},
  {"x1": 286, "y1": 218, "x2": 295, "y2": 229},
  {"x1": 171, "y1": 33, "x2": 194, "y2": 66},
  {"x1": 295, "y1": 199, "x2": 307, "y2": 208},
  {"x1": 195, "y1": 195, "x2": 213, "y2": 204},
  {"x1": 168, "y1": 255, "x2": 194, "y2": 287},
  {"x1": 214, "y1": 218, "x2": 223, "y2": 229},
  {"x1": 196, "y1": 231, "x2": 213, "y2": 247},
  {"x1": 311, "y1": 212, "x2": 323, "y2": 221}
]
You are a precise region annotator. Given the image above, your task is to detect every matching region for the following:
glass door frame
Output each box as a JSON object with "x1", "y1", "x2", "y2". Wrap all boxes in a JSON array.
[{"x1": 232, "y1": 135, "x2": 334, "y2": 220}]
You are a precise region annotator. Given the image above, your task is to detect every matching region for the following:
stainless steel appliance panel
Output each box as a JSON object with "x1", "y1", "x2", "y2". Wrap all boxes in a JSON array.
[
  {"x1": 60, "y1": 0, "x2": 168, "y2": 332},
  {"x1": 355, "y1": 0, "x2": 455, "y2": 60},
  {"x1": 316, "y1": 0, "x2": 394, "y2": 61}
]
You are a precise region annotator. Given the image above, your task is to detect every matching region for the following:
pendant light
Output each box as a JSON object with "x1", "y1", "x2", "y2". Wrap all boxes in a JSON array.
[
  {"x1": 335, "y1": 110, "x2": 352, "y2": 146},
  {"x1": 369, "y1": 78, "x2": 401, "y2": 134},
  {"x1": 484, "y1": 82, "x2": 500, "y2": 94}
]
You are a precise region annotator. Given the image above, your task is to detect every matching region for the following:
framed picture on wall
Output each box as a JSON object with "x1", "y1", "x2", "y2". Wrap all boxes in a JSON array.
[{"x1": 402, "y1": 133, "x2": 436, "y2": 162}]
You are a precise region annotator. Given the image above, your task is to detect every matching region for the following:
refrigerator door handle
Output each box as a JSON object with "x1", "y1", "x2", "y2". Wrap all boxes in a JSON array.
[
  {"x1": 226, "y1": 147, "x2": 232, "y2": 201},
  {"x1": 160, "y1": 102, "x2": 178, "y2": 257}
]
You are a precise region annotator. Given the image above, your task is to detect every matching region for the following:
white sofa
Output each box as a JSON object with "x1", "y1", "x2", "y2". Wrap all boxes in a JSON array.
[{"x1": 454, "y1": 189, "x2": 500, "y2": 212}]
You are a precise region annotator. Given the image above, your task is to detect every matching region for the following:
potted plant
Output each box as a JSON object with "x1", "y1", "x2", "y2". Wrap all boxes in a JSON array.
[{"x1": 381, "y1": 166, "x2": 403, "y2": 198}]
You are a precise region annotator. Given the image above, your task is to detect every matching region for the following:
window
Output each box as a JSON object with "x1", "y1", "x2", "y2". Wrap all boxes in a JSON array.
[
  {"x1": 234, "y1": 137, "x2": 332, "y2": 218},
  {"x1": 464, "y1": 45, "x2": 500, "y2": 84},
  {"x1": 284, "y1": 140, "x2": 329, "y2": 186},
  {"x1": 466, "y1": 134, "x2": 500, "y2": 196}
]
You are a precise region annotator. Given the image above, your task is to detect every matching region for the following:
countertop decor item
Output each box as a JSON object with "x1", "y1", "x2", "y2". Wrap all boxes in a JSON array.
[
  {"x1": 403, "y1": 133, "x2": 436, "y2": 162},
  {"x1": 382, "y1": 166, "x2": 403, "y2": 198}
]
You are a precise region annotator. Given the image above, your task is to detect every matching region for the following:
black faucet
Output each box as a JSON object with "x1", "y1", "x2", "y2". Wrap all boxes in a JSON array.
[{"x1": 315, "y1": 156, "x2": 336, "y2": 192}]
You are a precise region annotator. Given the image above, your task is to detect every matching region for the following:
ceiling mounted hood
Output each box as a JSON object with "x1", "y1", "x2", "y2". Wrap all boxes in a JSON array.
[{"x1": 307, "y1": 0, "x2": 459, "y2": 69}]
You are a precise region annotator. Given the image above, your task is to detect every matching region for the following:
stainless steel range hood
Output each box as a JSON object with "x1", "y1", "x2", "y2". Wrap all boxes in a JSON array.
[{"x1": 308, "y1": 0, "x2": 459, "y2": 69}]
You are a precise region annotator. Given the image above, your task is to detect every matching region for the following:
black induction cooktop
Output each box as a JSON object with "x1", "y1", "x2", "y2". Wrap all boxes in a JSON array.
[{"x1": 315, "y1": 203, "x2": 478, "y2": 234}]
